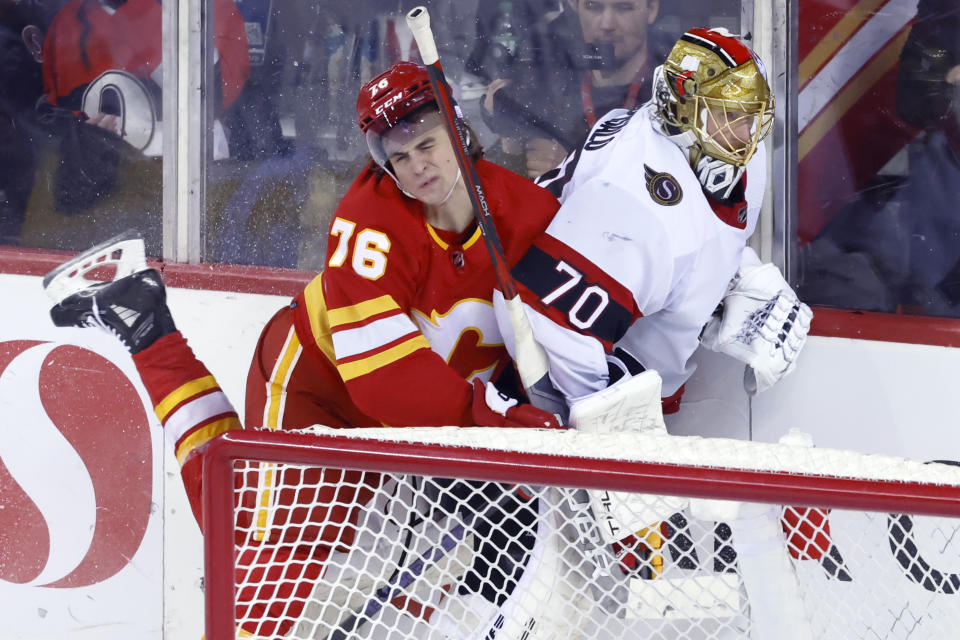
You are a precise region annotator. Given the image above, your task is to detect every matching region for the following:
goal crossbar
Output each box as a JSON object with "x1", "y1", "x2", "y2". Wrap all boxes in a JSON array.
[{"x1": 202, "y1": 427, "x2": 960, "y2": 640}]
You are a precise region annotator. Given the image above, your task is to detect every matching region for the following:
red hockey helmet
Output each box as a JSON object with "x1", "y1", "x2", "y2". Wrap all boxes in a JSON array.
[{"x1": 356, "y1": 61, "x2": 436, "y2": 135}]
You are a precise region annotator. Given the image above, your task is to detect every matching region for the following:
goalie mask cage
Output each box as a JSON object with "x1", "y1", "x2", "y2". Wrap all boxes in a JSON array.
[{"x1": 202, "y1": 427, "x2": 960, "y2": 640}]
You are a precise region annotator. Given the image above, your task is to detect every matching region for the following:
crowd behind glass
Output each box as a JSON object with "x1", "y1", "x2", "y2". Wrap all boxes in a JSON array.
[{"x1": 0, "y1": 0, "x2": 957, "y2": 316}]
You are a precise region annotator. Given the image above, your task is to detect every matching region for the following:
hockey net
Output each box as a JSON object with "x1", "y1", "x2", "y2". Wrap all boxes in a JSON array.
[{"x1": 202, "y1": 426, "x2": 960, "y2": 640}]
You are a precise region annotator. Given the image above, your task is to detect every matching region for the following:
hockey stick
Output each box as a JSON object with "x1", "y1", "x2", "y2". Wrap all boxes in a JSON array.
[
  {"x1": 405, "y1": 6, "x2": 564, "y2": 418},
  {"x1": 323, "y1": 487, "x2": 526, "y2": 640}
]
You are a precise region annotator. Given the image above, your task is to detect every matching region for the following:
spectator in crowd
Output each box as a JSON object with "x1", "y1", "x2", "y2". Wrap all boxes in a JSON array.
[
  {"x1": 476, "y1": 0, "x2": 667, "y2": 178},
  {"x1": 894, "y1": 0, "x2": 960, "y2": 315},
  {"x1": 41, "y1": 0, "x2": 249, "y2": 155},
  {"x1": 798, "y1": 0, "x2": 959, "y2": 316},
  {"x1": 1, "y1": 0, "x2": 249, "y2": 253},
  {"x1": 0, "y1": 0, "x2": 63, "y2": 245}
]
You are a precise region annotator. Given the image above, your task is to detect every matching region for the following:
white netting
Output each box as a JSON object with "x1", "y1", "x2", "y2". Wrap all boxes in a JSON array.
[{"x1": 210, "y1": 428, "x2": 960, "y2": 640}]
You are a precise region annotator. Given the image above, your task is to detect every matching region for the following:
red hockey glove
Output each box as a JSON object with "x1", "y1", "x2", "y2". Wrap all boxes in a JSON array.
[{"x1": 470, "y1": 379, "x2": 561, "y2": 429}]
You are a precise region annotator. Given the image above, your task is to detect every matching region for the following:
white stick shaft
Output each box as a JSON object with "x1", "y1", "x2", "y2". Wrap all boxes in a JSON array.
[
  {"x1": 504, "y1": 295, "x2": 549, "y2": 390},
  {"x1": 406, "y1": 6, "x2": 439, "y2": 65}
]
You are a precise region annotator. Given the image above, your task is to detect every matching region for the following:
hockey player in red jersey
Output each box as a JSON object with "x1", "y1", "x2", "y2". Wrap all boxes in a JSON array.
[
  {"x1": 498, "y1": 27, "x2": 813, "y2": 418},
  {"x1": 246, "y1": 60, "x2": 561, "y2": 434},
  {"x1": 45, "y1": 60, "x2": 562, "y2": 637}
]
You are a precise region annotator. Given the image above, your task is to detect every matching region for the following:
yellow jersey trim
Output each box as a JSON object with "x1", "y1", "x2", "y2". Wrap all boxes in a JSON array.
[
  {"x1": 327, "y1": 294, "x2": 400, "y2": 328},
  {"x1": 175, "y1": 416, "x2": 241, "y2": 466},
  {"x1": 155, "y1": 375, "x2": 219, "y2": 423},
  {"x1": 337, "y1": 335, "x2": 431, "y2": 381}
]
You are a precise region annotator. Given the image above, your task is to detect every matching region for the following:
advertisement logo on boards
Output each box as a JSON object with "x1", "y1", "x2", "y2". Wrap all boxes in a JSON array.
[{"x1": 0, "y1": 340, "x2": 153, "y2": 587}]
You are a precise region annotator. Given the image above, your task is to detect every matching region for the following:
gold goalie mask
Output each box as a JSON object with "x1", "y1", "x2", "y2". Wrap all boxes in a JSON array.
[{"x1": 655, "y1": 27, "x2": 774, "y2": 166}]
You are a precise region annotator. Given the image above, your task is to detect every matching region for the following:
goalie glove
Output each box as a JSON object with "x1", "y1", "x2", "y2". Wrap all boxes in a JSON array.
[
  {"x1": 701, "y1": 256, "x2": 813, "y2": 395},
  {"x1": 470, "y1": 379, "x2": 561, "y2": 429}
]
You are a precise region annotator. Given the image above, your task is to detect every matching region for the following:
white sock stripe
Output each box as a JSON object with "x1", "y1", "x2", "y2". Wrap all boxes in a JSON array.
[{"x1": 163, "y1": 391, "x2": 235, "y2": 450}]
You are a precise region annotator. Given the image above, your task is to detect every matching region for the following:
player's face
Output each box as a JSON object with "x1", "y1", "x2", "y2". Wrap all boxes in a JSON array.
[
  {"x1": 384, "y1": 124, "x2": 460, "y2": 205},
  {"x1": 576, "y1": 0, "x2": 659, "y2": 64},
  {"x1": 704, "y1": 107, "x2": 755, "y2": 155}
]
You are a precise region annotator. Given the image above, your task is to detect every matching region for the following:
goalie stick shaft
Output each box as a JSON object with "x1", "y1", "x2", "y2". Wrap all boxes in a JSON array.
[{"x1": 405, "y1": 7, "x2": 561, "y2": 414}]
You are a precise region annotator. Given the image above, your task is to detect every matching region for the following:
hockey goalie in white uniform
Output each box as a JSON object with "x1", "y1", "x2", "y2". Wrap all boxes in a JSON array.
[
  {"x1": 486, "y1": 28, "x2": 815, "y2": 637},
  {"x1": 497, "y1": 26, "x2": 812, "y2": 414}
]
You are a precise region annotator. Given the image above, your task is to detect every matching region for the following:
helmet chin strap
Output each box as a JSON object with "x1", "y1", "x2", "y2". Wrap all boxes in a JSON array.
[
  {"x1": 437, "y1": 168, "x2": 462, "y2": 204},
  {"x1": 383, "y1": 166, "x2": 417, "y2": 199}
]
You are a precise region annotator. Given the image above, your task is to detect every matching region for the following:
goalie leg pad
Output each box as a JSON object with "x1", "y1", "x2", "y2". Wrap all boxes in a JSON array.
[{"x1": 569, "y1": 371, "x2": 687, "y2": 543}]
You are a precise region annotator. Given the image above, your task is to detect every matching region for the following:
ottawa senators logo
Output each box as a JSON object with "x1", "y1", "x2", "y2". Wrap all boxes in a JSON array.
[{"x1": 644, "y1": 165, "x2": 683, "y2": 206}]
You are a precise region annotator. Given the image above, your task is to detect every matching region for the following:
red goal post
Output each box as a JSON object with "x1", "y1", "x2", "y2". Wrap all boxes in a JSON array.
[{"x1": 203, "y1": 427, "x2": 960, "y2": 640}]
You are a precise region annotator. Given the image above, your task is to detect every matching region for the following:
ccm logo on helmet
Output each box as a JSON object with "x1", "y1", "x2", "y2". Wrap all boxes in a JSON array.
[{"x1": 375, "y1": 91, "x2": 406, "y2": 115}]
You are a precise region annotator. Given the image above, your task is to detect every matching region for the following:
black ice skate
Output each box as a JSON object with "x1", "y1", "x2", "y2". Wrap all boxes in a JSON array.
[{"x1": 43, "y1": 231, "x2": 177, "y2": 353}]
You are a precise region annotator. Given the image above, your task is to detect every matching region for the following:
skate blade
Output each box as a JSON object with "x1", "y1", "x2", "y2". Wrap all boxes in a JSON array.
[{"x1": 43, "y1": 230, "x2": 147, "y2": 304}]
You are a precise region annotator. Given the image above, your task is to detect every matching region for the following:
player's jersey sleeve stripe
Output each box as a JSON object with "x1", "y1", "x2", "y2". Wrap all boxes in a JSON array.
[
  {"x1": 155, "y1": 375, "x2": 219, "y2": 422},
  {"x1": 174, "y1": 414, "x2": 242, "y2": 466},
  {"x1": 511, "y1": 241, "x2": 637, "y2": 345},
  {"x1": 163, "y1": 390, "x2": 237, "y2": 447},
  {"x1": 331, "y1": 313, "x2": 420, "y2": 359},
  {"x1": 337, "y1": 334, "x2": 431, "y2": 381},
  {"x1": 327, "y1": 295, "x2": 400, "y2": 328}
]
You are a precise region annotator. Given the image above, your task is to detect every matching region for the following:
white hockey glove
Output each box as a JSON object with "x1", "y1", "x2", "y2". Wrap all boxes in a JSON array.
[{"x1": 701, "y1": 260, "x2": 813, "y2": 395}]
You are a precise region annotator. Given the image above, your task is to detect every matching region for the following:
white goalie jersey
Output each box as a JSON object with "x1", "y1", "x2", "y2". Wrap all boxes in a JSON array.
[{"x1": 496, "y1": 104, "x2": 766, "y2": 402}]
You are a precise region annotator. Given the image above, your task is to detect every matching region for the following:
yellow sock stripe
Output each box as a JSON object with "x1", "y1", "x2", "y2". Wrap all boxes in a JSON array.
[
  {"x1": 254, "y1": 463, "x2": 275, "y2": 542},
  {"x1": 337, "y1": 335, "x2": 431, "y2": 381},
  {"x1": 254, "y1": 329, "x2": 302, "y2": 542},
  {"x1": 636, "y1": 525, "x2": 664, "y2": 577},
  {"x1": 175, "y1": 416, "x2": 241, "y2": 466},
  {"x1": 326, "y1": 294, "x2": 400, "y2": 328},
  {"x1": 155, "y1": 375, "x2": 219, "y2": 423}
]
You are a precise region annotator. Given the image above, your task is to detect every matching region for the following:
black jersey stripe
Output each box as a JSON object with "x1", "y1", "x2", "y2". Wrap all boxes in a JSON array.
[
  {"x1": 536, "y1": 144, "x2": 584, "y2": 199},
  {"x1": 511, "y1": 244, "x2": 634, "y2": 345}
]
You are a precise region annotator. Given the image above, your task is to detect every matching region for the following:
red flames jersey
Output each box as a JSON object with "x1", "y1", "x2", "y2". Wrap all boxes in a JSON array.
[{"x1": 289, "y1": 160, "x2": 559, "y2": 428}]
